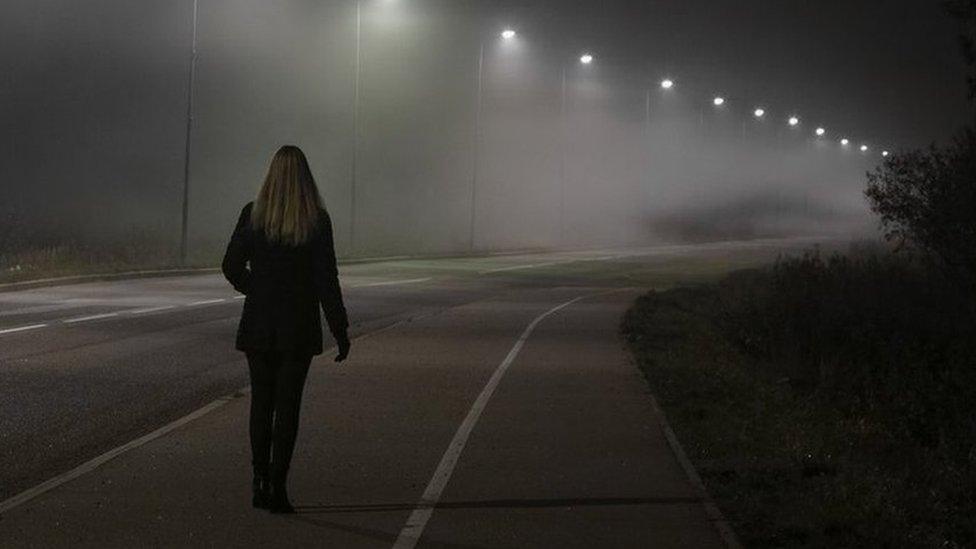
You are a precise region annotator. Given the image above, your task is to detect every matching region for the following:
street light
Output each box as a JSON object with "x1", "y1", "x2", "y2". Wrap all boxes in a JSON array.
[
  {"x1": 660, "y1": 78, "x2": 674, "y2": 89},
  {"x1": 753, "y1": 108, "x2": 765, "y2": 118},
  {"x1": 501, "y1": 29, "x2": 516, "y2": 40},
  {"x1": 788, "y1": 116, "x2": 800, "y2": 127},
  {"x1": 580, "y1": 53, "x2": 593, "y2": 64},
  {"x1": 815, "y1": 127, "x2": 826, "y2": 137},
  {"x1": 882, "y1": 150, "x2": 890, "y2": 157},
  {"x1": 713, "y1": 96, "x2": 725, "y2": 106},
  {"x1": 840, "y1": 138, "x2": 850, "y2": 146},
  {"x1": 860, "y1": 144, "x2": 869, "y2": 152}
]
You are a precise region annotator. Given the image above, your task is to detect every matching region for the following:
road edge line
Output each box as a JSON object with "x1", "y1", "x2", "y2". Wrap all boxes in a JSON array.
[
  {"x1": 0, "y1": 300, "x2": 468, "y2": 516},
  {"x1": 645, "y1": 389, "x2": 743, "y2": 548},
  {"x1": 392, "y1": 294, "x2": 589, "y2": 549},
  {"x1": 0, "y1": 395, "x2": 237, "y2": 515}
]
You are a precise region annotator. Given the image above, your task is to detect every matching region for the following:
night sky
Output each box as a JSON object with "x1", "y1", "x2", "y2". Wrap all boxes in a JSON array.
[{"x1": 493, "y1": 0, "x2": 970, "y2": 145}]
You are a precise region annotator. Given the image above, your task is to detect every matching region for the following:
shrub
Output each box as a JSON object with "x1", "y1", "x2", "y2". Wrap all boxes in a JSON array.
[
  {"x1": 623, "y1": 247, "x2": 976, "y2": 546},
  {"x1": 717, "y1": 249, "x2": 976, "y2": 444},
  {"x1": 865, "y1": 130, "x2": 976, "y2": 296}
]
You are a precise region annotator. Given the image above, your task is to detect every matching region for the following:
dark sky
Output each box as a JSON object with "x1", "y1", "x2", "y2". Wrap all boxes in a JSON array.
[{"x1": 494, "y1": 0, "x2": 969, "y2": 146}]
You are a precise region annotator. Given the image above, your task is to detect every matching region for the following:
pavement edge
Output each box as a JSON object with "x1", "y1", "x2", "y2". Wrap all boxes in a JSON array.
[{"x1": 643, "y1": 382, "x2": 743, "y2": 548}]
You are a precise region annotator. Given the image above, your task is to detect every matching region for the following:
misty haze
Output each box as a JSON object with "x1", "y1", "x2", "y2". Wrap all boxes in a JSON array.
[
  {"x1": 1, "y1": 1, "x2": 973, "y2": 548},
  {"x1": 2, "y1": 1, "x2": 964, "y2": 267}
]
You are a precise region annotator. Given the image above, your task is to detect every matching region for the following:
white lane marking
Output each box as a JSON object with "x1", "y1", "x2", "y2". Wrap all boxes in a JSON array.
[
  {"x1": 646, "y1": 394, "x2": 743, "y2": 548},
  {"x1": 0, "y1": 324, "x2": 48, "y2": 336},
  {"x1": 354, "y1": 277, "x2": 432, "y2": 288},
  {"x1": 0, "y1": 308, "x2": 410, "y2": 516},
  {"x1": 128, "y1": 305, "x2": 177, "y2": 315},
  {"x1": 0, "y1": 302, "x2": 88, "y2": 318},
  {"x1": 186, "y1": 299, "x2": 226, "y2": 307},
  {"x1": 392, "y1": 295, "x2": 584, "y2": 549},
  {"x1": 232, "y1": 295, "x2": 246, "y2": 300},
  {"x1": 478, "y1": 261, "x2": 561, "y2": 274},
  {"x1": 63, "y1": 313, "x2": 119, "y2": 324},
  {"x1": 0, "y1": 396, "x2": 234, "y2": 515}
]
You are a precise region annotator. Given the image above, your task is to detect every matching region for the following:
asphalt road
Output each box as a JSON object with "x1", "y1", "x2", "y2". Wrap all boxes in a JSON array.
[{"x1": 0, "y1": 239, "x2": 821, "y2": 546}]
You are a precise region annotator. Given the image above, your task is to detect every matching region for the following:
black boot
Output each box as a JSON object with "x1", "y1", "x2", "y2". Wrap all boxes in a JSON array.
[
  {"x1": 268, "y1": 474, "x2": 294, "y2": 514},
  {"x1": 252, "y1": 471, "x2": 271, "y2": 509}
]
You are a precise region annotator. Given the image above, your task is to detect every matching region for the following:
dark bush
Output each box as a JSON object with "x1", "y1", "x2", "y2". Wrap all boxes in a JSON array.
[
  {"x1": 717, "y1": 250, "x2": 976, "y2": 447},
  {"x1": 623, "y1": 247, "x2": 976, "y2": 546},
  {"x1": 865, "y1": 131, "x2": 976, "y2": 296}
]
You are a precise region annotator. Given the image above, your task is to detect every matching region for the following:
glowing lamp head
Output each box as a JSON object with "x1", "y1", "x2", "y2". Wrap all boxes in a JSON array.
[
  {"x1": 660, "y1": 79, "x2": 674, "y2": 90},
  {"x1": 841, "y1": 138, "x2": 850, "y2": 146},
  {"x1": 788, "y1": 116, "x2": 800, "y2": 127},
  {"x1": 753, "y1": 108, "x2": 765, "y2": 118},
  {"x1": 815, "y1": 127, "x2": 826, "y2": 136},
  {"x1": 713, "y1": 96, "x2": 725, "y2": 106},
  {"x1": 501, "y1": 29, "x2": 516, "y2": 40},
  {"x1": 882, "y1": 150, "x2": 890, "y2": 157},
  {"x1": 579, "y1": 54, "x2": 593, "y2": 64},
  {"x1": 860, "y1": 144, "x2": 869, "y2": 152}
]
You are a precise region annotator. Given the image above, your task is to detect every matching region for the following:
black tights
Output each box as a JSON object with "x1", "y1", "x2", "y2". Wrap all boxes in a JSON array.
[{"x1": 246, "y1": 351, "x2": 312, "y2": 481}]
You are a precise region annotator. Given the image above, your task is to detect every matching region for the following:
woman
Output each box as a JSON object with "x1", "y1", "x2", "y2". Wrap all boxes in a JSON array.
[{"x1": 222, "y1": 145, "x2": 351, "y2": 514}]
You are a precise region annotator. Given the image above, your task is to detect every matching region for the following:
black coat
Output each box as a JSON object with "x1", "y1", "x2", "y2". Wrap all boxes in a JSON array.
[{"x1": 221, "y1": 202, "x2": 348, "y2": 356}]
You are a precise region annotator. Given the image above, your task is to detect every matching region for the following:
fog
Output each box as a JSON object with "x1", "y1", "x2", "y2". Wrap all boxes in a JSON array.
[{"x1": 0, "y1": 0, "x2": 967, "y2": 263}]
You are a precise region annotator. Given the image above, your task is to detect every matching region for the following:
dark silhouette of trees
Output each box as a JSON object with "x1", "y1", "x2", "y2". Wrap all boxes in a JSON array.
[
  {"x1": 945, "y1": 0, "x2": 976, "y2": 100},
  {"x1": 865, "y1": 131, "x2": 976, "y2": 289},
  {"x1": 865, "y1": 2, "x2": 976, "y2": 292}
]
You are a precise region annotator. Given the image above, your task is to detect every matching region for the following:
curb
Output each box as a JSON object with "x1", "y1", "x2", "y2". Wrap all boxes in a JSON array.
[
  {"x1": 646, "y1": 390, "x2": 743, "y2": 548},
  {"x1": 0, "y1": 247, "x2": 555, "y2": 294},
  {"x1": 0, "y1": 268, "x2": 221, "y2": 293},
  {"x1": 0, "y1": 236, "x2": 834, "y2": 294}
]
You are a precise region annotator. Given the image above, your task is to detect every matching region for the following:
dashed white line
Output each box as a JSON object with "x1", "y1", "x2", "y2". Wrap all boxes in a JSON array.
[
  {"x1": 392, "y1": 295, "x2": 584, "y2": 549},
  {"x1": 478, "y1": 261, "x2": 561, "y2": 275},
  {"x1": 63, "y1": 313, "x2": 119, "y2": 324},
  {"x1": 0, "y1": 324, "x2": 48, "y2": 336},
  {"x1": 354, "y1": 277, "x2": 432, "y2": 288},
  {"x1": 128, "y1": 305, "x2": 177, "y2": 315},
  {"x1": 186, "y1": 299, "x2": 227, "y2": 307}
]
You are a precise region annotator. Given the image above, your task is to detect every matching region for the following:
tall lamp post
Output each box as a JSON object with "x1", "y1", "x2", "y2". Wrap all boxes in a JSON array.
[
  {"x1": 558, "y1": 53, "x2": 594, "y2": 247},
  {"x1": 179, "y1": 0, "x2": 198, "y2": 266},
  {"x1": 469, "y1": 29, "x2": 516, "y2": 252},
  {"x1": 558, "y1": 63, "x2": 568, "y2": 246},
  {"x1": 469, "y1": 40, "x2": 485, "y2": 251},
  {"x1": 349, "y1": 0, "x2": 363, "y2": 253}
]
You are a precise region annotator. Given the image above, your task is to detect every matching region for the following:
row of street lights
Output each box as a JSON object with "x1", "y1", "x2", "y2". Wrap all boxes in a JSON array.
[
  {"x1": 475, "y1": 26, "x2": 892, "y2": 249},
  {"x1": 178, "y1": 3, "x2": 893, "y2": 263},
  {"x1": 502, "y1": 27, "x2": 889, "y2": 159},
  {"x1": 654, "y1": 77, "x2": 888, "y2": 157}
]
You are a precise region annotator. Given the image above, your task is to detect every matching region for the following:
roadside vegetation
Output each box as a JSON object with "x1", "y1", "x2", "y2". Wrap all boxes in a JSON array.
[
  {"x1": 623, "y1": 4, "x2": 976, "y2": 545},
  {"x1": 622, "y1": 247, "x2": 975, "y2": 547},
  {"x1": 0, "y1": 213, "x2": 185, "y2": 284}
]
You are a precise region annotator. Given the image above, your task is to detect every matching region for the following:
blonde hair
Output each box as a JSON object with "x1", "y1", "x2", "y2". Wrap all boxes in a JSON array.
[{"x1": 252, "y1": 145, "x2": 323, "y2": 246}]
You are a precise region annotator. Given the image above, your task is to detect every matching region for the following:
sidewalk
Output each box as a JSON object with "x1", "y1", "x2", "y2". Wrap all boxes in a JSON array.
[{"x1": 0, "y1": 288, "x2": 728, "y2": 548}]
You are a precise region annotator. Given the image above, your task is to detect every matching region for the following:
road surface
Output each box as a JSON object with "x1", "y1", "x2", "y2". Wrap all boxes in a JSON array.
[{"x1": 0, "y1": 240, "x2": 816, "y2": 547}]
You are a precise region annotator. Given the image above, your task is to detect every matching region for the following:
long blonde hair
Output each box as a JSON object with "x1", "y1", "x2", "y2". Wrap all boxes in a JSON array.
[{"x1": 252, "y1": 145, "x2": 323, "y2": 246}]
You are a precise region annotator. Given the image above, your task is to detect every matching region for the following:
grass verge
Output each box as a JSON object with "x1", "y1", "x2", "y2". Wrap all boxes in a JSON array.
[{"x1": 621, "y1": 249, "x2": 975, "y2": 548}]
